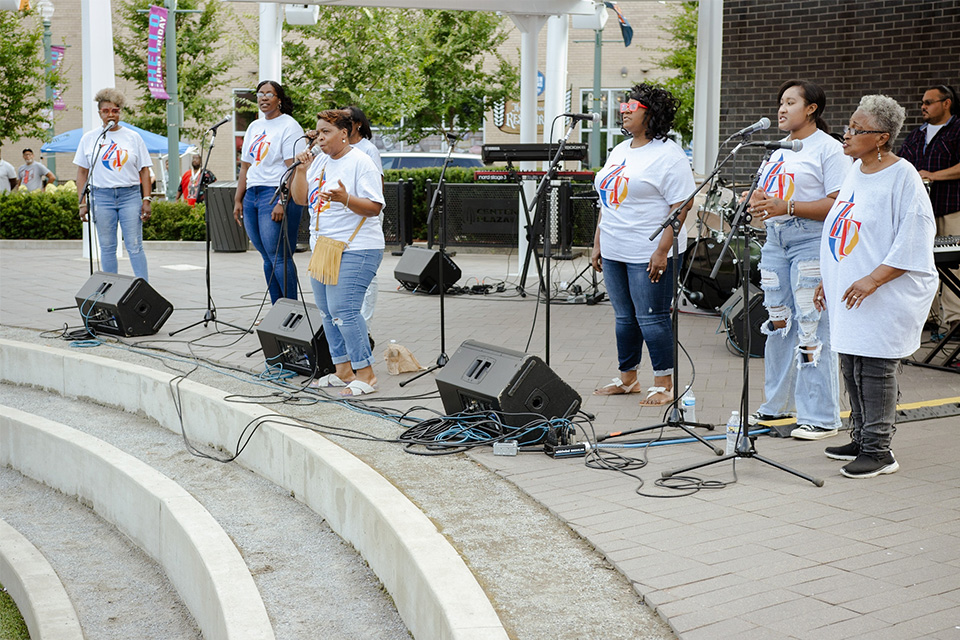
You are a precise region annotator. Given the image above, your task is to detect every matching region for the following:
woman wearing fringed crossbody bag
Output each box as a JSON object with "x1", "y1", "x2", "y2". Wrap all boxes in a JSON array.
[{"x1": 290, "y1": 109, "x2": 385, "y2": 397}]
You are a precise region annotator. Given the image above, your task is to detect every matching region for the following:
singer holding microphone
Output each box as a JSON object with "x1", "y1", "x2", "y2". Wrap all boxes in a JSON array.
[
  {"x1": 289, "y1": 109, "x2": 385, "y2": 397},
  {"x1": 745, "y1": 79, "x2": 851, "y2": 440},
  {"x1": 591, "y1": 83, "x2": 695, "y2": 406},
  {"x1": 74, "y1": 88, "x2": 153, "y2": 281},
  {"x1": 233, "y1": 80, "x2": 305, "y2": 304}
]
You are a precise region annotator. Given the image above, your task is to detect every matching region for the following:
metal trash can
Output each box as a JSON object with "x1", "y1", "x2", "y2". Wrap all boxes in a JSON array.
[{"x1": 205, "y1": 181, "x2": 249, "y2": 252}]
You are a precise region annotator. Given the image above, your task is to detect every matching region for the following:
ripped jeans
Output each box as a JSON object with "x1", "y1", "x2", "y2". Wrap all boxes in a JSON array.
[
  {"x1": 310, "y1": 249, "x2": 382, "y2": 370},
  {"x1": 757, "y1": 217, "x2": 840, "y2": 429}
]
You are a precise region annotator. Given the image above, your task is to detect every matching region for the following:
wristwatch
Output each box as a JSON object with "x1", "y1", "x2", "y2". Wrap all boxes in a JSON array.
[{"x1": 142, "y1": 196, "x2": 151, "y2": 201}]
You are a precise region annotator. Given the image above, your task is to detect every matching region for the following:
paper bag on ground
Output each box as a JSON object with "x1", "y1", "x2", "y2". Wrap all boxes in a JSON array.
[{"x1": 384, "y1": 343, "x2": 425, "y2": 375}]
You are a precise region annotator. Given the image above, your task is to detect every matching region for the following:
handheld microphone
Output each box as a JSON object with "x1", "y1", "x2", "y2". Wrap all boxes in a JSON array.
[
  {"x1": 562, "y1": 112, "x2": 601, "y2": 123},
  {"x1": 733, "y1": 117, "x2": 771, "y2": 137},
  {"x1": 753, "y1": 139, "x2": 803, "y2": 152},
  {"x1": 209, "y1": 116, "x2": 231, "y2": 132},
  {"x1": 288, "y1": 144, "x2": 323, "y2": 171}
]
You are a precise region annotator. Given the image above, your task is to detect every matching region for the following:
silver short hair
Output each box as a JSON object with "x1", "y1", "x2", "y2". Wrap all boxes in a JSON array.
[
  {"x1": 857, "y1": 95, "x2": 905, "y2": 150},
  {"x1": 94, "y1": 88, "x2": 126, "y2": 111}
]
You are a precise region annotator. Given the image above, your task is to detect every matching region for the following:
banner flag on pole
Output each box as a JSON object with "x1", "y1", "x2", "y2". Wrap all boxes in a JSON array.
[
  {"x1": 51, "y1": 45, "x2": 66, "y2": 110},
  {"x1": 147, "y1": 5, "x2": 170, "y2": 100},
  {"x1": 604, "y1": 2, "x2": 633, "y2": 47}
]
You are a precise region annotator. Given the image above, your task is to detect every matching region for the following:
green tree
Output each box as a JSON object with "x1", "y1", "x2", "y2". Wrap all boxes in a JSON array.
[
  {"x1": 656, "y1": 1, "x2": 697, "y2": 145},
  {"x1": 283, "y1": 7, "x2": 426, "y2": 132},
  {"x1": 0, "y1": 9, "x2": 62, "y2": 143},
  {"x1": 283, "y1": 8, "x2": 518, "y2": 143},
  {"x1": 114, "y1": 0, "x2": 244, "y2": 144}
]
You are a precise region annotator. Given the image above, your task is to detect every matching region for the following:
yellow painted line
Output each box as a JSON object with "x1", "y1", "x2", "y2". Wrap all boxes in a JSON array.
[{"x1": 756, "y1": 396, "x2": 960, "y2": 425}]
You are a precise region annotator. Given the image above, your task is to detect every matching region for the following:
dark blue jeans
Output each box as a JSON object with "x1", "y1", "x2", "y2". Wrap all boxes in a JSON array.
[
  {"x1": 603, "y1": 257, "x2": 675, "y2": 375},
  {"x1": 839, "y1": 353, "x2": 899, "y2": 456},
  {"x1": 243, "y1": 185, "x2": 302, "y2": 303}
]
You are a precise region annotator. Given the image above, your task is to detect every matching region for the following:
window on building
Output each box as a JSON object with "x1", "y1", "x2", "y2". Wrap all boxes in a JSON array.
[
  {"x1": 579, "y1": 88, "x2": 630, "y2": 164},
  {"x1": 233, "y1": 88, "x2": 257, "y2": 179}
]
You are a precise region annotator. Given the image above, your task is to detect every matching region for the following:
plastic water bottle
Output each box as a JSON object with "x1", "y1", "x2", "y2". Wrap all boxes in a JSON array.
[
  {"x1": 725, "y1": 411, "x2": 741, "y2": 456},
  {"x1": 681, "y1": 391, "x2": 696, "y2": 423}
]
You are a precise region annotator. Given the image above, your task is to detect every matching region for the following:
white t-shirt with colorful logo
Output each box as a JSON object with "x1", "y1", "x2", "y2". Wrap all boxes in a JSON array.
[
  {"x1": 304, "y1": 147, "x2": 385, "y2": 252},
  {"x1": 758, "y1": 128, "x2": 850, "y2": 223},
  {"x1": 594, "y1": 137, "x2": 695, "y2": 264},
  {"x1": 820, "y1": 158, "x2": 938, "y2": 358},
  {"x1": 73, "y1": 126, "x2": 152, "y2": 188},
  {"x1": 242, "y1": 114, "x2": 305, "y2": 187},
  {"x1": 0, "y1": 160, "x2": 17, "y2": 192}
]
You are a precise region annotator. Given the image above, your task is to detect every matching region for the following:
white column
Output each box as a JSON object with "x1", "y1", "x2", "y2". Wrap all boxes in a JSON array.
[
  {"x1": 80, "y1": 0, "x2": 119, "y2": 261},
  {"x1": 692, "y1": 0, "x2": 723, "y2": 175},
  {"x1": 544, "y1": 14, "x2": 569, "y2": 145},
  {"x1": 509, "y1": 14, "x2": 547, "y2": 273},
  {"x1": 259, "y1": 3, "x2": 283, "y2": 84}
]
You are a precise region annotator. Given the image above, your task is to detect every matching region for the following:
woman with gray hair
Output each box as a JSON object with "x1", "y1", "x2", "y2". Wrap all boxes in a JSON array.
[{"x1": 814, "y1": 94, "x2": 938, "y2": 478}]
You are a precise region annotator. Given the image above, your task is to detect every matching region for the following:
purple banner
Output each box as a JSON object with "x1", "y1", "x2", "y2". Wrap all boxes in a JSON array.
[
  {"x1": 147, "y1": 5, "x2": 169, "y2": 100},
  {"x1": 51, "y1": 45, "x2": 66, "y2": 110}
]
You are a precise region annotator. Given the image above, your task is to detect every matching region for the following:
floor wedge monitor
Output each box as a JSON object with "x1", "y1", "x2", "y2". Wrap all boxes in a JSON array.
[
  {"x1": 394, "y1": 245, "x2": 462, "y2": 294},
  {"x1": 75, "y1": 271, "x2": 173, "y2": 337},
  {"x1": 256, "y1": 298, "x2": 335, "y2": 377}
]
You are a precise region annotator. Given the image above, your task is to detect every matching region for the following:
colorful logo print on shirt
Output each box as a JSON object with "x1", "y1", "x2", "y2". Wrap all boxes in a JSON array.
[
  {"x1": 828, "y1": 194, "x2": 860, "y2": 262},
  {"x1": 247, "y1": 132, "x2": 271, "y2": 166},
  {"x1": 760, "y1": 155, "x2": 796, "y2": 201},
  {"x1": 101, "y1": 142, "x2": 129, "y2": 171},
  {"x1": 308, "y1": 171, "x2": 329, "y2": 218},
  {"x1": 597, "y1": 161, "x2": 629, "y2": 209}
]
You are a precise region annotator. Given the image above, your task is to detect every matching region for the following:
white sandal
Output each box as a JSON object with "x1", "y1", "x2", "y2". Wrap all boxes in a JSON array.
[
  {"x1": 593, "y1": 377, "x2": 640, "y2": 395},
  {"x1": 640, "y1": 386, "x2": 672, "y2": 406},
  {"x1": 310, "y1": 374, "x2": 347, "y2": 388}
]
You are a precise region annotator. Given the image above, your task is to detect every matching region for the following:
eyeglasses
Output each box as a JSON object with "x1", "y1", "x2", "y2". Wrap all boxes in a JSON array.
[
  {"x1": 256, "y1": 92, "x2": 276, "y2": 100},
  {"x1": 921, "y1": 98, "x2": 945, "y2": 107},
  {"x1": 843, "y1": 126, "x2": 885, "y2": 136},
  {"x1": 99, "y1": 108, "x2": 121, "y2": 114},
  {"x1": 619, "y1": 99, "x2": 648, "y2": 113}
]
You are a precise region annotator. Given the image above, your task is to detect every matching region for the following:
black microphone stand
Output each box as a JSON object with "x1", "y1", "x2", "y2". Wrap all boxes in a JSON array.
[
  {"x1": 400, "y1": 132, "x2": 459, "y2": 387},
  {"x1": 83, "y1": 123, "x2": 113, "y2": 276},
  {"x1": 662, "y1": 145, "x2": 823, "y2": 487},
  {"x1": 170, "y1": 123, "x2": 251, "y2": 336}
]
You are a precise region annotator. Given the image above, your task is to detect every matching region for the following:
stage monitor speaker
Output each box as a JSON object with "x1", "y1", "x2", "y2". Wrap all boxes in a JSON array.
[
  {"x1": 394, "y1": 245, "x2": 462, "y2": 294},
  {"x1": 435, "y1": 340, "x2": 582, "y2": 442},
  {"x1": 75, "y1": 271, "x2": 173, "y2": 337},
  {"x1": 256, "y1": 298, "x2": 335, "y2": 377},
  {"x1": 721, "y1": 284, "x2": 766, "y2": 357}
]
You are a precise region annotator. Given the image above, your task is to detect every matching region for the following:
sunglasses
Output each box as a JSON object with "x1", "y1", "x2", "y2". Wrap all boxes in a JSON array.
[{"x1": 619, "y1": 99, "x2": 648, "y2": 113}]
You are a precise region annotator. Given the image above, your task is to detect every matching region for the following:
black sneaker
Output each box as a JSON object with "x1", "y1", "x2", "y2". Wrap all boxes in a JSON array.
[
  {"x1": 841, "y1": 452, "x2": 899, "y2": 478},
  {"x1": 824, "y1": 441, "x2": 859, "y2": 461}
]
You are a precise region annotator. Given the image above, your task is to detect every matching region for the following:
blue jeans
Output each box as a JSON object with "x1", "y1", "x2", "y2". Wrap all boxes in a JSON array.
[
  {"x1": 310, "y1": 249, "x2": 382, "y2": 370},
  {"x1": 243, "y1": 185, "x2": 302, "y2": 303},
  {"x1": 603, "y1": 257, "x2": 675, "y2": 376},
  {"x1": 92, "y1": 185, "x2": 148, "y2": 281},
  {"x1": 757, "y1": 217, "x2": 840, "y2": 428},
  {"x1": 840, "y1": 354, "x2": 899, "y2": 456}
]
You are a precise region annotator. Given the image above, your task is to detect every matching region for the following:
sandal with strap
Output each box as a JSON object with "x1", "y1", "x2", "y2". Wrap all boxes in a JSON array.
[
  {"x1": 639, "y1": 386, "x2": 673, "y2": 406},
  {"x1": 593, "y1": 377, "x2": 641, "y2": 396},
  {"x1": 339, "y1": 380, "x2": 376, "y2": 397}
]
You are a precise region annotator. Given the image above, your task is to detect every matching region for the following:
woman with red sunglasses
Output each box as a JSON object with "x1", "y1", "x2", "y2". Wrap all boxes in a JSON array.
[{"x1": 591, "y1": 83, "x2": 695, "y2": 406}]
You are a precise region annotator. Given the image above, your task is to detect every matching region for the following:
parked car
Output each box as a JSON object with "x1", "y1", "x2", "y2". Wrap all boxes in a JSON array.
[{"x1": 380, "y1": 152, "x2": 484, "y2": 170}]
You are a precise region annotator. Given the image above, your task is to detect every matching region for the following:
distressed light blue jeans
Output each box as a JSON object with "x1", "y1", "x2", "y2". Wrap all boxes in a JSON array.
[
  {"x1": 310, "y1": 249, "x2": 382, "y2": 370},
  {"x1": 757, "y1": 217, "x2": 840, "y2": 429}
]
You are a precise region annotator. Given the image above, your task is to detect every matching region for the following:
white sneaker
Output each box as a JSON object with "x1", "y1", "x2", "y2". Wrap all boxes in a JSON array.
[{"x1": 790, "y1": 424, "x2": 839, "y2": 440}]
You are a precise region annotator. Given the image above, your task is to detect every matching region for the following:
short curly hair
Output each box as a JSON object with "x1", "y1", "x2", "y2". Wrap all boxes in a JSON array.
[
  {"x1": 623, "y1": 83, "x2": 680, "y2": 142},
  {"x1": 317, "y1": 109, "x2": 353, "y2": 133},
  {"x1": 857, "y1": 95, "x2": 906, "y2": 150},
  {"x1": 94, "y1": 88, "x2": 126, "y2": 110}
]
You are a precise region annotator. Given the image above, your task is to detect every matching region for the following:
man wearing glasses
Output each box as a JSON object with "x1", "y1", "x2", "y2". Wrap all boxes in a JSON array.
[{"x1": 899, "y1": 85, "x2": 960, "y2": 332}]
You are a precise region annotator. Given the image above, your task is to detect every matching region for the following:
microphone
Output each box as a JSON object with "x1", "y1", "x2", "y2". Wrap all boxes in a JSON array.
[
  {"x1": 445, "y1": 131, "x2": 461, "y2": 141},
  {"x1": 209, "y1": 116, "x2": 231, "y2": 132},
  {"x1": 753, "y1": 139, "x2": 803, "y2": 152},
  {"x1": 562, "y1": 112, "x2": 601, "y2": 123},
  {"x1": 102, "y1": 120, "x2": 115, "y2": 133},
  {"x1": 288, "y1": 144, "x2": 323, "y2": 171},
  {"x1": 733, "y1": 117, "x2": 771, "y2": 137}
]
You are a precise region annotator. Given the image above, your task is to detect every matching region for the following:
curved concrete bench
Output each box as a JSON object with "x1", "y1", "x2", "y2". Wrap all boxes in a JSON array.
[
  {"x1": 0, "y1": 338, "x2": 508, "y2": 640},
  {"x1": 0, "y1": 405, "x2": 274, "y2": 640},
  {"x1": 0, "y1": 517, "x2": 83, "y2": 640}
]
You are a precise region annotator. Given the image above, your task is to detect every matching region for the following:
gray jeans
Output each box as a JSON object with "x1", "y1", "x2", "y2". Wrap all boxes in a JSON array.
[{"x1": 839, "y1": 354, "x2": 900, "y2": 456}]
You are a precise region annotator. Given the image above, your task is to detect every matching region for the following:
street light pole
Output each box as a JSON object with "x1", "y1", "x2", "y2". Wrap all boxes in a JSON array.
[
  {"x1": 37, "y1": 0, "x2": 56, "y2": 175},
  {"x1": 165, "y1": 0, "x2": 181, "y2": 201}
]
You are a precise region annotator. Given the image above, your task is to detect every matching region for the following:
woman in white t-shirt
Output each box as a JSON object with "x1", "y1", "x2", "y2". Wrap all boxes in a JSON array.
[
  {"x1": 73, "y1": 88, "x2": 153, "y2": 281},
  {"x1": 233, "y1": 80, "x2": 306, "y2": 304},
  {"x1": 591, "y1": 84, "x2": 696, "y2": 406},
  {"x1": 814, "y1": 95, "x2": 937, "y2": 479},
  {"x1": 290, "y1": 109, "x2": 385, "y2": 397},
  {"x1": 745, "y1": 80, "x2": 850, "y2": 440}
]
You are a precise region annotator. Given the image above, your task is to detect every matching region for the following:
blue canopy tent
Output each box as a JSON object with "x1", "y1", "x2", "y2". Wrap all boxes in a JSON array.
[{"x1": 41, "y1": 121, "x2": 192, "y2": 155}]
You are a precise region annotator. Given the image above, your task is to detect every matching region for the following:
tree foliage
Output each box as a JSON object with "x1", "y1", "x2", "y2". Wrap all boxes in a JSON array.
[
  {"x1": 0, "y1": 9, "x2": 62, "y2": 143},
  {"x1": 114, "y1": 0, "x2": 244, "y2": 144},
  {"x1": 283, "y1": 8, "x2": 518, "y2": 144},
  {"x1": 655, "y1": 1, "x2": 697, "y2": 145}
]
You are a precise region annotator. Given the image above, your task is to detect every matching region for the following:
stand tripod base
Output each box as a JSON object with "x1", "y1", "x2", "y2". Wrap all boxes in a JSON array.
[
  {"x1": 169, "y1": 309, "x2": 251, "y2": 336},
  {"x1": 663, "y1": 445, "x2": 824, "y2": 487},
  {"x1": 398, "y1": 353, "x2": 448, "y2": 388},
  {"x1": 599, "y1": 407, "x2": 721, "y2": 454}
]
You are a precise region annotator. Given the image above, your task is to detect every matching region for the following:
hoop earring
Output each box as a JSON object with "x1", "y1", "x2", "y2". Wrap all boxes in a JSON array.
[{"x1": 877, "y1": 145, "x2": 882, "y2": 163}]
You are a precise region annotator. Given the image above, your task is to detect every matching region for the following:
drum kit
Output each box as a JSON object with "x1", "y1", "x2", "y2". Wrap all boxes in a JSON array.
[{"x1": 680, "y1": 180, "x2": 765, "y2": 313}]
